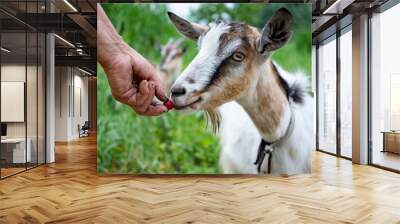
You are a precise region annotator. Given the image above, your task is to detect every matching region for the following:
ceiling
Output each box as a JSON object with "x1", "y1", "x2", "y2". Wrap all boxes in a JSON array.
[
  {"x1": 311, "y1": 0, "x2": 390, "y2": 43},
  {"x1": 1, "y1": 0, "x2": 394, "y2": 72},
  {"x1": 0, "y1": 0, "x2": 99, "y2": 74}
]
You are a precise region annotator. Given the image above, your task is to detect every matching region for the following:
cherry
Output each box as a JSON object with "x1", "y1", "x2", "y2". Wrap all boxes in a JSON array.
[{"x1": 163, "y1": 99, "x2": 174, "y2": 110}]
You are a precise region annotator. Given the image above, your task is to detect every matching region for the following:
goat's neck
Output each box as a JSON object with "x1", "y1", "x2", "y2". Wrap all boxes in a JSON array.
[{"x1": 237, "y1": 59, "x2": 291, "y2": 142}]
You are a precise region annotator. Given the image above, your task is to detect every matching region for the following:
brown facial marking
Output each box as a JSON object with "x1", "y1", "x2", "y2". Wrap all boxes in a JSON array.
[
  {"x1": 217, "y1": 22, "x2": 252, "y2": 56},
  {"x1": 201, "y1": 23, "x2": 259, "y2": 108}
]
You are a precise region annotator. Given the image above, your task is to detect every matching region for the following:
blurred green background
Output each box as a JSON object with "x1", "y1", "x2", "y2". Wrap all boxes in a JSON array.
[{"x1": 97, "y1": 3, "x2": 311, "y2": 174}]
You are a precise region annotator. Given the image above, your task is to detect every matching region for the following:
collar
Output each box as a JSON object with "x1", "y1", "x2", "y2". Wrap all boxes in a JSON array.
[{"x1": 253, "y1": 105, "x2": 295, "y2": 174}]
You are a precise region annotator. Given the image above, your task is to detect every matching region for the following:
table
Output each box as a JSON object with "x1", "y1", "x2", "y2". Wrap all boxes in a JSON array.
[
  {"x1": 1, "y1": 138, "x2": 31, "y2": 163},
  {"x1": 381, "y1": 131, "x2": 400, "y2": 155}
]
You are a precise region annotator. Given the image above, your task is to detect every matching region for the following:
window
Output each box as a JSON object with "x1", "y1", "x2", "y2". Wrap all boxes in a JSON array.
[
  {"x1": 0, "y1": 1, "x2": 47, "y2": 179},
  {"x1": 339, "y1": 28, "x2": 352, "y2": 158},
  {"x1": 317, "y1": 36, "x2": 337, "y2": 154},
  {"x1": 370, "y1": 3, "x2": 400, "y2": 171}
]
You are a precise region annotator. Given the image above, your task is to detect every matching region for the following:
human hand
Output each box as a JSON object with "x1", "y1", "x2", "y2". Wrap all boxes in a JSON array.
[
  {"x1": 97, "y1": 5, "x2": 168, "y2": 116},
  {"x1": 102, "y1": 44, "x2": 168, "y2": 116}
]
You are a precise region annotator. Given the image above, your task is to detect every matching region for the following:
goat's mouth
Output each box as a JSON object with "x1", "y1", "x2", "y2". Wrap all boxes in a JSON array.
[{"x1": 173, "y1": 97, "x2": 203, "y2": 110}]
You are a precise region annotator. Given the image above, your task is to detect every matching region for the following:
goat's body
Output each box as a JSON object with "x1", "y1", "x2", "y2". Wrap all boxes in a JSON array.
[
  {"x1": 219, "y1": 101, "x2": 260, "y2": 174},
  {"x1": 219, "y1": 66, "x2": 313, "y2": 175}
]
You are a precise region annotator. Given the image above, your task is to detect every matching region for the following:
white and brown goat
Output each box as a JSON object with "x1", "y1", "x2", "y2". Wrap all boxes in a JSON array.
[
  {"x1": 157, "y1": 39, "x2": 186, "y2": 90},
  {"x1": 167, "y1": 8, "x2": 314, "y2": 175}
]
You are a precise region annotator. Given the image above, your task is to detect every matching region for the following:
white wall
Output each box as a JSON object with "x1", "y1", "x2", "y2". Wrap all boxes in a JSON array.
[
  {"x1": 1, "y1": 65, "x2": 38, "y2": 138},
  {"x1": 1, "y1": 65, "x2": 26, "y2": 131},
  {"x1": 1, "y1": 64, "x2": 46, "y2": 164},
  {"x1": 55, "y1": 66, "x2": 69, "y2": 141},
  {"x1": 72, "y1": 73, "x2": 89, "y2": 138},
  {"x1": 54, "y1": 67, "x2": 89, "y2": 141}
]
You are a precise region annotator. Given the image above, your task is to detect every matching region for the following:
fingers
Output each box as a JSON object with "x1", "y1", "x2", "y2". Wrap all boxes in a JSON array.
[
  {"x1": 155, "y1": 81, "x2": 168, "y2": 102},
  {"x1": 151, "y1": 72, "x2": 168, "y2": 102},
  {"x1": 128, "y1": 80, "x2": 168, "y2": 116},
  {"x1": 135, "y1": 80, "x2": 150, "y2": 106},
  {"x1": 111, "y1": 47, "x2": 169, "y2": 116},
  {"x1": 136, "y1": 104, "x2": 168, "y2": 116},
  {"x1": 131, "y1": 51, "x2": 168, "y2": 102},
  {"x1": 138, "y1": 81, "x2": 156, "y2": 112}
]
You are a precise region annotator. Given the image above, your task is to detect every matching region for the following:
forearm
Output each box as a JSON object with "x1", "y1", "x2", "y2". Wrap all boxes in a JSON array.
[{"x1": 97, "y1": 5, "x2": 127, "y2": 67}]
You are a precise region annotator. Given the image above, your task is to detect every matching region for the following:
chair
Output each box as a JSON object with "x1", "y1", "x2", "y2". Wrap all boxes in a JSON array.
[{"x1": 78, "y1": 121, "x2": 90, "y2": 138}]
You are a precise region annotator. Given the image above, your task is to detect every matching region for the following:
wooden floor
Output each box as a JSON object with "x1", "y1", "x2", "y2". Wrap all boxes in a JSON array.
[
  {"x1": 1, "y1": 135, "x2": 400, "y2": 223},
  {"x1": 373, "y1": 150, "x2": 400, "y2": 171},
  {"x1": 1, "y1": 167, "x2": 26, "y2": 178}
]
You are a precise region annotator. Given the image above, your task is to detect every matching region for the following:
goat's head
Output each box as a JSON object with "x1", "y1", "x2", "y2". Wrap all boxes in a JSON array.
[
  {"x1": 168, "y1": 8, "x2": 293, "y2": 112},
  {"x1": 160, "y1": 39, "x2": 186, "y2": 73}
]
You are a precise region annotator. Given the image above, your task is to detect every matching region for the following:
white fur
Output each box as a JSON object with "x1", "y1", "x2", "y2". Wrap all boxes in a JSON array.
[
  {"x1": 219, "y1": 101, "x2": 260, "y2": 174},
  {"x1": 219, "y1": 67, "x2": 314, "y2": 175},
  {"x1": 171, "y1": 23, "x2": 233, "y2": 107}
]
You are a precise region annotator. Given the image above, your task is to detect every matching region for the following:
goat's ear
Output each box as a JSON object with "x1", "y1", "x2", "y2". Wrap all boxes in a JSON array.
[
  {"x1": 257, "y1": 8, "x2": 293, "y2": 54},
  {"x1": 168, "y1": 11, "x2": 208, "y2": 41}
]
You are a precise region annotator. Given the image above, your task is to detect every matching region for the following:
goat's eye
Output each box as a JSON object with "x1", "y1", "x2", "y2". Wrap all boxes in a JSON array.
[{"x1": 231, "y1": 52, "x2": 245, "y2": 62}]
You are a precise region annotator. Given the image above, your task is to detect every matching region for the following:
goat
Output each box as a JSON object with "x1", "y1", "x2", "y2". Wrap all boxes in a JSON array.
[
  {"x1": 167, "y1": 8, "x2": 314, "y2": 175},
  {"x1": 158, "y1": 39, "x2": 186, "y2": 89}
]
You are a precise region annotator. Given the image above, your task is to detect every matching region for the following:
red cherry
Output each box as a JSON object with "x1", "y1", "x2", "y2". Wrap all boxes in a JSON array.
[{"x1": 163, "y1": 99, "x2": 174, "y2": 110}]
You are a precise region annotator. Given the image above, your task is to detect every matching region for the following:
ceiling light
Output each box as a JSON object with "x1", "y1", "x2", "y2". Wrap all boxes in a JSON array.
[
  {"x1": 322, "y1": 0, "x2": 354, "y2": 15},
  {"x1": 76, "y1": 48, "x2": 85, "y2": 55},
  {"x1": 63, "y1": 0, "x2": 78, "y2": 12},
  {"x1": 78, "y1": 67, "x2": 93, "y2": 76},
  {"x1": 323, "y1": 0, "x2": 343, "y2": 15},
  {"x1": 54, "y1": 34, "x2": 75, "y2": 48},
  {"x1": 1, "y1": 47, "x2": 11, "y2": 53}
]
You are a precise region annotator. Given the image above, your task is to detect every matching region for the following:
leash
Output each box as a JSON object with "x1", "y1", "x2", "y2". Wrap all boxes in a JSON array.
[
  {"x1": 253, "y1": 106, "x2": 295, "y2": 174},
  {"x1": 254, "y1": 139, "x2": 273, "y2": 173}
]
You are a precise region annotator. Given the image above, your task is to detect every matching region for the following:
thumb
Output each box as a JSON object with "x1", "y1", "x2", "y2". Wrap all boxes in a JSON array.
[
  {"x1": 151, "y1": 70, "x2": 168, "y2": 102},
  {"x1": 155, "y1": 81, "x2": 168, "y2": 102}
]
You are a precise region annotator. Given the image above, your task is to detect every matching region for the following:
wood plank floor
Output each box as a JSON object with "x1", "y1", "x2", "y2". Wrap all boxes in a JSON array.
[{"x1": 1, "y1": 135, "x2": 400, "y2": 224}]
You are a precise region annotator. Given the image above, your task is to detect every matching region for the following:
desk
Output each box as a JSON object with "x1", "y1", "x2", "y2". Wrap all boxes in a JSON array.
[
  {"x1": 1, "y1": 138, "x2": 31, "y2": 163},
  {"x1": 382, "y1": 131, "x2": 400, "y2": 155}
]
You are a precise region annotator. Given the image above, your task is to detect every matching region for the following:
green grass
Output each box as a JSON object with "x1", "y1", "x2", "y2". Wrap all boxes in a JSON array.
[
  {"x1": 97, "y1": 3, "x2": 311, "y2": 174},
  {"x1": 97, "y1": 65, "x2": 220, "y2": 174}
]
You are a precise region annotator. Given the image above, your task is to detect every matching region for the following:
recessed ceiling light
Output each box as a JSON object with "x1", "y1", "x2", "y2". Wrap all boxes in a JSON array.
[
  {"x1": 1, "y1": 47, "x2": 11, "y2": 53},
  {"x1": 54, "y1": 34, "x2": 75, "y2": 48},
  {"x1": 322, "y1": 0, "x2": 354, "y2": 15},
  {"x1": 78, "y1": 67, "x2": 93, "y2": 76},
  {"x1": 63, "y1": 0, "x2": 78, "y2": 12}
]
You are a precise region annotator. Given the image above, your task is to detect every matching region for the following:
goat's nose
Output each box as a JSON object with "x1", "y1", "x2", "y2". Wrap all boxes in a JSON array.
[{"x1": 171, "y1": 86, "x2": 186, "y2": 97}]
